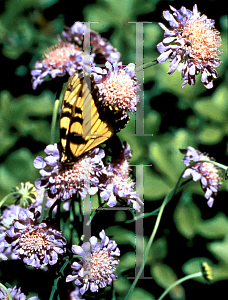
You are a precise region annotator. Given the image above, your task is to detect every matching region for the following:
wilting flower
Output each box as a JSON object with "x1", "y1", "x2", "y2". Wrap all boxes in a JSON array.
[
  {"x1": 66, "y1": 230, "x2": 120, "y2": 295},
  {"x1": 157, "y1": 4, "x2": 222, "y2": 88},
  {"x1": 5, "y1": 208, "x2": 66, "y2": 268},
  {"x1": 0, "y1": 285, "x2": 37, "y2": 300},
  {"x1": 31, "y1": 42, "x2": 84, "y2": 89},
  {"x1": 99, "y1": 142, "x2": 143, "y2": 211},
  {"x1": 180, "y1": 146, "x2": 222, "y2": 207},
  {"x1": 34, "y1": 143, "x2": 105, "y2": 200},
  {"x1": 32, "y1": 22, "x2": 120, "y2": 89},
  {"x1": 12, "y1": 182, "x2": 37, "y2": 208}
]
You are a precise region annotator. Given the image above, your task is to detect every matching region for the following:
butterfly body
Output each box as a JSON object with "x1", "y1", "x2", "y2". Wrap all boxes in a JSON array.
[{"x1": 60, "y1": 72, "x2": 114, "y2": 164}]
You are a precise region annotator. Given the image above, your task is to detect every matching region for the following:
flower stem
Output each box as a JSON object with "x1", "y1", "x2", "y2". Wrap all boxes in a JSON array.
[
  {"x1": 157, "y1": 272, "x2": 202, "y2": 300},
  {"x1": 136, "y1": 59, "x2": 158, "y2": 72},
  {"x1": 124, "y1": 169, "x2": 185, "y2": 300},
  {"x1": 50, "y1": 98, "x2": 60, "y2": 145},
  {"x1": 0, "y1": 283, "x2": 12, "y2": 300},
  {"x1": 0, "y1": 192, "x2": 18, "y2": 208}
]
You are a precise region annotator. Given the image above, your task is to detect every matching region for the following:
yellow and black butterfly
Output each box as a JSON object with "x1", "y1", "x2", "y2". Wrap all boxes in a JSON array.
[{"x1": 60, "y1": 71, "x2": 115, "y2": 164}]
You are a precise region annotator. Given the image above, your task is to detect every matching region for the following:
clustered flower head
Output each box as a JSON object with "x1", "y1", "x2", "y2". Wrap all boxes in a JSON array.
[
  {"x1": 0, "y1": 285, "x2": 37, "y2": 300},
  {"x1": 5, "y1": 208, "x2": 66, "y2": 268},
  {"x1": 0, "y1": 205, "x2": 21, "y2": 261},
  {"x1": 31, "y1": 22, "x2": 120, "y2": 89},
  {"x1": 34, "y1": 143, "x2": 106, "y2": 200},
  {"x1": 92, "y1": 61, "x2": 139, "y2": 113},
  {"x1": 66, "y1": 230, "x2": 120, "y2": 295},
  {"x1": 68, "y1": 287, "x2": 86, "y2": 300},
  {"x1": 31, "y1": 42, "x2": 84, "y2": 90},
  {"x1": 157, "y1": 4, "x2": 222, "y2": 88},
  {"x1": 91, "y1": 61, "x2": 140, "y2": 130},
  {"x1": 99, "y1": 142, "x2": 143, "y2": 212},
  {"x1": 62, "y1": 22, "x2": 120, "y2": 64},
  {"x1": 180, "y1": 146, "x2": 222, "y2": 207}
]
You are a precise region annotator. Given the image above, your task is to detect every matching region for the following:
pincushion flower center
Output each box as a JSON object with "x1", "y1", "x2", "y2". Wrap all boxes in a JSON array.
[
  {"x1": 20, "y1": 230, "x2": 48, "y2": 252},
  {"x1": 102, "y1": 72, "x2": 135, "y2": 106},
  {"x1": 44, "y1": 43, "x2": 80, "y2": 66},
  {"x1": 91, "y1": 251, "x2": 113, "y2": 279},
  {"x1": 183, "y1": 20, "x2": 220, "y2": 60}
]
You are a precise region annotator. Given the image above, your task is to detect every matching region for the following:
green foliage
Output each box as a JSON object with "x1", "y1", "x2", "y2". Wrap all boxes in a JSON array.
[{"x1": 0, "y1": 0, "x2": 227, "y2": 299}]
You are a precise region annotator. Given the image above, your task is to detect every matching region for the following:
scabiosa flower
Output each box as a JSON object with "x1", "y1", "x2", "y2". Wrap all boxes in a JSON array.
[
  {"x1": 91, "y1": 62, "x2": 140, "y2": 130},
  {"x1": 180, "y1": 146, "x2": 222, "y2": 207},
  {"x1": 30, "y1": 187, "x2": 70, "y2": 214},
  {"x1": 34, "y1": 143, "x2": 105, "y2": 200},
  {"x1": 68, "y1": 287, "x2": 85, "y2": 300},
  {"x1": 99, "y1": 142, "x2": 143, "y2": 212},
  {"x1": 0, "y1": 285, "x2": 37, "y2": 300},
  {"x1": 157, "y1": 4, "x2": 222, "y2": 88},
  {"x1": 5, "y1": 208, "x2": 66, "y2": 268},
  {"x1": 66, "y1": 230, "x2": 120, "y2": 295},
  {"x1": 61, "y1": 22, "x2": 120, "y2": 64},
  {"x1": 31, "y1": 42, "x2": 84, "y2": 89},
  {"x1": 0, "y1": 205, "x2": 22, "y2": 260},
  {"x1": 31, "y1": 22, "x2": 120, "y2": 89},
  {"x1": 11, "y1": 182, "x2": 37, "y2": 208}
]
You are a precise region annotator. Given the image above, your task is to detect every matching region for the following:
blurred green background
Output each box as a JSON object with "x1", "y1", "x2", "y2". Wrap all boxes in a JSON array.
[{"x1": 0, "y1": 0, "x2": 228, "y2": 299}]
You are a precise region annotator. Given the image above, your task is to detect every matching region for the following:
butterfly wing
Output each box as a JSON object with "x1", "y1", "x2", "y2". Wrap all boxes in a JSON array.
[{"x1": 60, "y1": 72, "x2": 114, "y2": 163}]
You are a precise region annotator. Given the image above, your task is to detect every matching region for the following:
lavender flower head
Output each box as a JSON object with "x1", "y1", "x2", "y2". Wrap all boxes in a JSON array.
[
  {"x1": 180, "y1": 146, "x2": 222, "y2": 207},
  {"x1": 34, "y1": 143, "x2": 105, "y2": 200},
  {"x1": 31, "y1": 42, "x2": 84, "y2": 89},
  {"x1": 66, "y1": 230, "x2": 120, "y2": 295},
  {"x1": 62, "y1": 22, "x2": 120, "y2": 64},
  {"x1": 99, "y1": 142, "x2": 143, "y2": 212},
  {"x1": 0, "y1": 285, "x2": 37, "y2": 300},
  {"x1": 92, "y1": 61, "x2": 140, "y2": 113},
  {"x1": 32, "y1": 22, "x2": 120, "y2": 89},
  {"x1": 68, "y1": 287, "x2": 85, "y2": 300},
  {"x1": 157, "y1": 4, "x2": 222, "y2": 88},
  {"x1": 0, "y1": 205, "x2": 21, "y2": 261},
  {"x1": 5, "y1": 208, "x2": 66, "y2": 268}
]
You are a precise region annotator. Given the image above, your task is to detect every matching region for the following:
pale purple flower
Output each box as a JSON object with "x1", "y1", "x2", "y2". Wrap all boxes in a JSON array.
[
  {"x1": 99, "y1": 142, "x2": 143, "y2": 212},
  {"x1": 180, "y1": 146, "x2": 222, "y2": 207},
  {"x1": 31, "y1": 22, "x2": 120, "y2": 89},
  {"x1": 5, "y1": 208, "x2": 66, "y2": 268},
  {"x1": 92, "y1": 61, "x2": 140, "y2": 114},
  {"x1": 157, "y1": 4, "x2": 222, "y2": 88},
  {"x1": 66, "y1": 230, "x2": 120, "y2": 295},
  {"x1": 0, "y1": 285, "x2": 37, "y2": 300},
  {"x1": 34, "y1": 143, "x2": 105, "y2": 200}
]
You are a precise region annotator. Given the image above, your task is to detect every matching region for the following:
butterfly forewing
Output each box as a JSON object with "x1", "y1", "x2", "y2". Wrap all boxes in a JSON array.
[{"x1": 60, "y1": 72, "x2": 114, "y2": 163}]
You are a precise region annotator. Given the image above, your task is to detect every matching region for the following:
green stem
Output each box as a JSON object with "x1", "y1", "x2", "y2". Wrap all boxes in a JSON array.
[
  {"x1": 124, "y1": 194, "x2": 169, "y2": 300},
  {"x1": 0, "y1": 283, "x2": 12, "y2": 300},
  {"x1": 157, "y1": 272, "x2": 202, "y2": 300},
  {"x1": 50, "y1": 99, "x2": 60, "y2": 145},
  {"x1": 136, "y1": 59, "x2": 158, "y2": 72},
  {"x1": 124, "y1": 166, "x2": 187, "y2": 300},
  {"x1": 49, "y1": 258, "x2": 70, "y2": 300},
  {"x1": 0, "y1": 192, "x2": 18, "y2": 208}
]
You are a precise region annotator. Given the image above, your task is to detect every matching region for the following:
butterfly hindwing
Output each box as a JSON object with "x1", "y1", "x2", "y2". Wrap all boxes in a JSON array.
[{"x1": 60, "y1": 72, "x2": 114, "y2": 163}]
